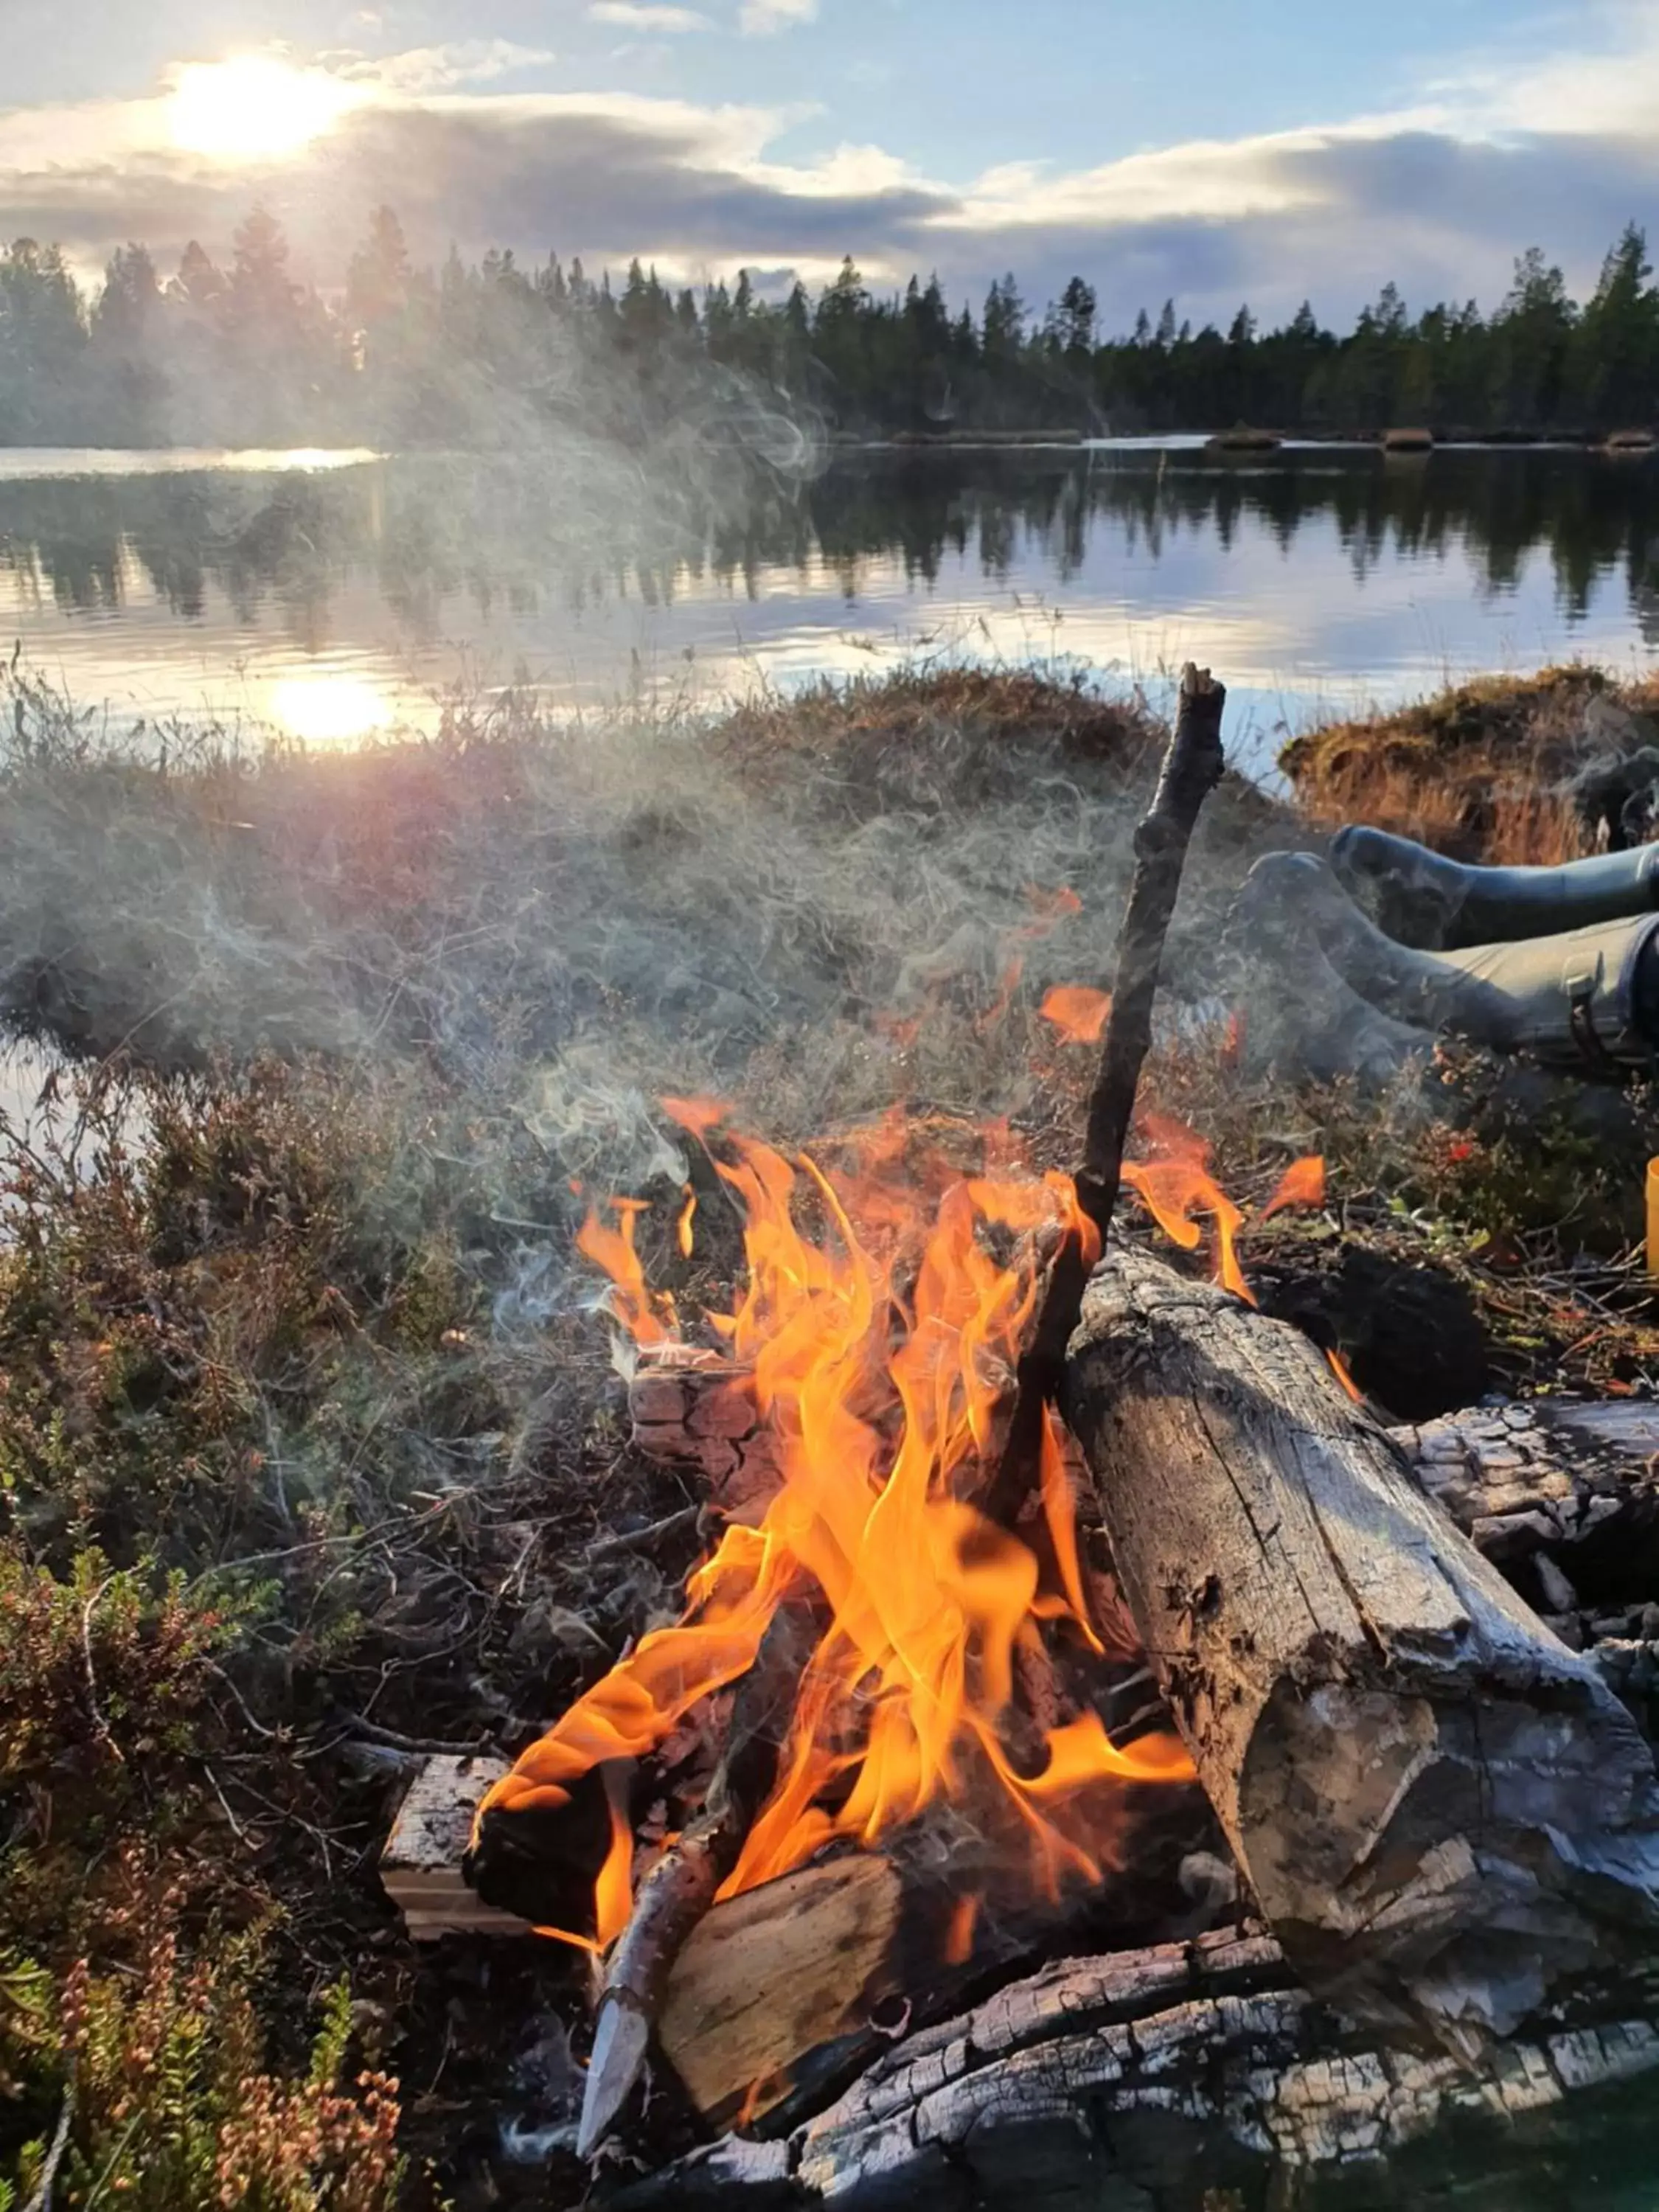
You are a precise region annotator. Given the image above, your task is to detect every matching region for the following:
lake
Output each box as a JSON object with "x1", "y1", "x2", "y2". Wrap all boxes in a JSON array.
[{"x1": 4, "y1": 439, "x2": 1659, "y2": 782}]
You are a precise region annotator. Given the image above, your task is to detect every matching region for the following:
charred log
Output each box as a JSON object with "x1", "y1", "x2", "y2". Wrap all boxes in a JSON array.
[
  {"x1": 617, "y1": 1927, "x2": 1659, "y2": 2211},
  {"x1": 1397, "y1": 1398, "x2": 1659, "y2": 1626}
]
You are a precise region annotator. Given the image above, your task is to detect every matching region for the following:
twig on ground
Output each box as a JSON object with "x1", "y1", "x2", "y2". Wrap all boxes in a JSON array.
[
  {"x1": 338, "y1": 1716, "x2": 496, "y2": 1757},
  {"x1": 586, "y1": 1506, "x2": 702, "y2": 1563},
  {"x1": 80, "y1": 1577, "x2": 119, "y2": 1760},
  {"x1": 24, "y1": 2068, "x2": 74, "y2": 2212}
]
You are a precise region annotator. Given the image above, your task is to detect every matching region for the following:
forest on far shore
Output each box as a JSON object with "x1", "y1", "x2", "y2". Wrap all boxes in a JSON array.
[{"x1": 3, "y1": 204, "x2": 1659, "y2": 450}]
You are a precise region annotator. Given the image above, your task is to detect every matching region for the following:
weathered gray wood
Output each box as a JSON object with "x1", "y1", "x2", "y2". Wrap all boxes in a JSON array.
[
  {"x1": 1062, "y1": 1249, "x2": 1659, "y2": 2043},
  {"x1": 617, "y1": 1928, "x2": 1659, "y2": 2210}
]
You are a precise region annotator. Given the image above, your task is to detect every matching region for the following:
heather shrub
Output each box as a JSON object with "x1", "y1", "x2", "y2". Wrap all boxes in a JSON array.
[{"x1": 0, "y1": 1916, "x2": 400, "y2": 2210}]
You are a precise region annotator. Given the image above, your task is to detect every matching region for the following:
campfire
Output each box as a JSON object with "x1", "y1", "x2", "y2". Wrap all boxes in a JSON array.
[{"x1": 395, "y1": 669, "x2": 1659, "y2": 2205}]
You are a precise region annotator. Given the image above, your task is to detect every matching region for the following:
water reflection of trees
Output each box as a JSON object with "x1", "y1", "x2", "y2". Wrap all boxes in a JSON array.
[{"x1": 5, "y1": 448, "x2": 1659, "y2": 647}]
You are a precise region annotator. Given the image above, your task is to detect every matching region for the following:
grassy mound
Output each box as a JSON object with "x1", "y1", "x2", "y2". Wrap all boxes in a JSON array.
[{"x1": 1281, "y1": 663, "x2": 1659, "y2": 863}]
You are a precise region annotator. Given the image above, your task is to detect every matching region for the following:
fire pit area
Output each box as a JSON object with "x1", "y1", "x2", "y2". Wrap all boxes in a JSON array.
[
  {"x1": 15, "y1": 656, "x2": 1659, "y2": 2209},
  {"x1": 369, "y1": 675, "x2": 1659, "y2": 2208}
]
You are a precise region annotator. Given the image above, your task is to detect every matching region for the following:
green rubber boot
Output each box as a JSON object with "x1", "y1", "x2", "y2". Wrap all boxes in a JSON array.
[
  {"x1": 1330, "y1": 824, "x2": 1659, "y2": 950},
  {"x1": 1224, "y1": 854, "x2": 1441, "y2": 1085},
  {"x1": 1277, "y1": 852, "x2": 1659, "y2": 1071}
]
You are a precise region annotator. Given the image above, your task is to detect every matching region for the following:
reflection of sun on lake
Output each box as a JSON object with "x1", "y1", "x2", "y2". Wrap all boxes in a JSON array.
[{"x1": 268, "y1": 674, "x2": 396, "y2": 746}]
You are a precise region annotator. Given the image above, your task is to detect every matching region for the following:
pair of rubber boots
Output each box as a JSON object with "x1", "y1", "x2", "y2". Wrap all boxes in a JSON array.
[{"x1": 1232, "y1": 830, "x2": 1659, "y2": 1079}]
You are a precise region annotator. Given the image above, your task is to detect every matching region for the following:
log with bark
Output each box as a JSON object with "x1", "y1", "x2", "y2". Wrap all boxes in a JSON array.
[
  {"x1": 1062, "y1": 1246, "x2": 1659, "y2": 2043},
  {"x1": 631, "y1": 1349, "x2": 1659, "y2": 1651}
]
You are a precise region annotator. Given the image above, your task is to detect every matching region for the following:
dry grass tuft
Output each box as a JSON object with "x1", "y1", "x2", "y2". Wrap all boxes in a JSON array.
[{"x1": 1281, "y1": 664, "x2": 1659, "y2": 864}]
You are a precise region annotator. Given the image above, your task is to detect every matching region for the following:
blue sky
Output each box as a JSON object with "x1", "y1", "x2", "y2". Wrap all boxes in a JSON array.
[{"x1": 4, "y1": 0, "x2": 1659, "y2": 330}]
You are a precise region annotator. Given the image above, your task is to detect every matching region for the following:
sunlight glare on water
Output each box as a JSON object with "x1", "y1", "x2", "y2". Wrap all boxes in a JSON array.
[
  {"x1": 267, "y1": 672, "x2": 396, "y2": 746},
  {"x1": 7, "y1": 443, "x2": 1659, "y2": 781}
]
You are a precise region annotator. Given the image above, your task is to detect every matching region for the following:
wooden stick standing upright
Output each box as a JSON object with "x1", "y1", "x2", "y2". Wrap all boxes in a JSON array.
[{"x1": 989, "y1": 662, "x2": 1227, "y2": 1522}]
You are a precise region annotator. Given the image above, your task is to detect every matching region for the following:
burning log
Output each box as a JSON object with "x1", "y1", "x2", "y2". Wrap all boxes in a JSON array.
[
  {"x1": 628, "y1": 1346, "x2": 780, "y2": 1526},
  {"x1": 623, "y1": 1928, "x2": 1659, "y2": 2210},
  {"x1": 1063, "y1": 1247, "x2": 1659, "y2": 2042},
  {"x1": 632, "y1": 1349, "x2": 1659, "y2": 1627}
]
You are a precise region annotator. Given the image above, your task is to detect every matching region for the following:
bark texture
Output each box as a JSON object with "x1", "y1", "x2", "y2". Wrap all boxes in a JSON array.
[
  {"x1": 1397, "y1": 1399, "x2": 1659, "y2": 1632},
  {"x1": 1062, "y1": 1248, "x2": 1659, "y2": 2042},
  {"x1": 618, "y1": 1929, "x2": 1659, "y2": 2211}
]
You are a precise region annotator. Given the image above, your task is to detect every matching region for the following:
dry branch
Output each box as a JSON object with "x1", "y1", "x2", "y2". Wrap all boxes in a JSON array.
[
  {"x1": 1062, "y1": 1247, "x2": 1659, "y2": 2042},
  {"x1": 989, "y1": 662, "x2": 1227, "y2": 1523},
  {"x1": 578, "y1": 1603, "x2": 818, "y2": 2156}
]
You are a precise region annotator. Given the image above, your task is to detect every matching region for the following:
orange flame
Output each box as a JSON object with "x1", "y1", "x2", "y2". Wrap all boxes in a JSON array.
[
  {"x1": 479, "y1": 1108, "x2": 1192, "y2": 1947},
  {"x1": 575, "y1": 1197, "x2": 672, "y2": 1345},
  {"x1": 1040, "y1": 985, "x2": 1113, "y2": 1046},
  {"x1": 978, "y1": 957, "x2": 1025, "y2": 1032},
  {"x1": 1327, "y1": 1348, "x2": 1365, "y2": 1402},
  {"x1": 943, "y1": 1893, "x2": 979, "y2": 1966},
  {"x1": 489, "y1": 1093, "x2": 1333, "y2": 1953},
  {"x1": 1121, "y1": 1125, "x2": 1329, "y2": 1308},
  {"x1": 1261, "y1": 1155, "x2": 1326, "y2": 1220}
]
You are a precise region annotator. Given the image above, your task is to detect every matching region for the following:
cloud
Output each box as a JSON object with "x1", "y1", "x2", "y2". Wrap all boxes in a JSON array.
[
  {"x1": 1422, "y1": 0, "x2": 1659, "y2": 140},
  {"x1": 739, "y1": 0, "x2": 818, "y2": 33},
  {"x1": 9, "y1": 11, "x2": 1659, "y2": 330},
  {"x1": 341, "y1": 40, "x2": 558, "y2": 92},
  {"x1": 588, "y1": 4, "x2": 713, "y2": 30}
]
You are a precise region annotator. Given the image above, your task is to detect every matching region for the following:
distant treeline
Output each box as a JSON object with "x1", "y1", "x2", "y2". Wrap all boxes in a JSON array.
[{"x1": 4, "y1": 205, "x2": 1659, "y2": 447}]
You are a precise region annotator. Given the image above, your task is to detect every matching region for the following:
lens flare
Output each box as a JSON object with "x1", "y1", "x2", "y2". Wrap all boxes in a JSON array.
[{"x1": 169, "y1": 58, "x2": 361, "y2": 162}]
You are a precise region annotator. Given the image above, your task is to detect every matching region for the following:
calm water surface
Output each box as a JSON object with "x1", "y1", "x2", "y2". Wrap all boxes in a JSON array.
[{"x1": 5, "y1": 439, "x2": 1659, "y2": 779}]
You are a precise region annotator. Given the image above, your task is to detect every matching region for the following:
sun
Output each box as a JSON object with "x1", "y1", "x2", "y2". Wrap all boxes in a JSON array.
[{"x1": 168, "y1": 56, "x2": 361, "y2": 162}]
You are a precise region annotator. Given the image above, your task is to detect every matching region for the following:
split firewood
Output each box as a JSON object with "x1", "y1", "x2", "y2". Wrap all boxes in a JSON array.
[
  {"x1": 379, "y1": 1754, "x2": 529, "y2": 1940},
  {"x1": 577, "y1": 1602, "x2": 819, "y2": 2157},
  {"x1": 658, "y1": 1853, "x2": 906, "y2": 2132},
  {"x1": 621, "y1": 1927, "x2": 1659, "y2": 2210},
  {"x1": 1063, "y1": 1246, "x2": 1659, "y2": 2045},
  {"x1": 654, "y1": 1784, "x2": 1222, "y2": 2134}
]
